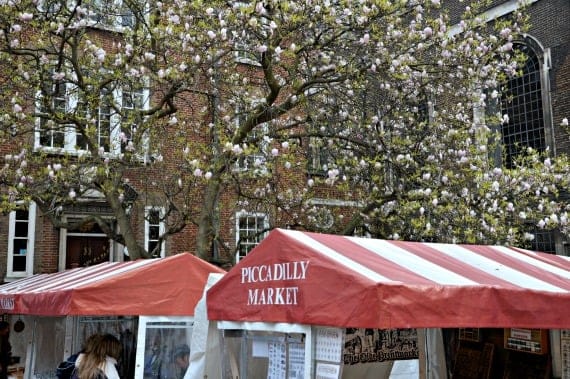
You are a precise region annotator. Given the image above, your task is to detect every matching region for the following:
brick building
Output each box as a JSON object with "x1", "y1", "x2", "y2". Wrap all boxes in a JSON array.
[
  {"x1": 0, "y1": 0, "x2": 568, "y2": 283},
  {"x1": 458, "y1": 0, "x2": 570, "y2": 254}
]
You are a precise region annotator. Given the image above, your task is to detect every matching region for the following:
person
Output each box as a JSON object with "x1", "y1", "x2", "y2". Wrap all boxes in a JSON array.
[
  {"x1": 57, "y1": 334, "x2": 101, "y2": 379},
  {"x1": 0, "y1": 321, "x2": 11, "y2": 379},
  {"x1": 172, "y1": 344, "x2": 190, "y2": 379},
  {"x1": 143, "y1": 342, "x2": 162, "y2": 379},
  {"x1": 75, "y1": 333, "x2": 122, "y2": 379}
]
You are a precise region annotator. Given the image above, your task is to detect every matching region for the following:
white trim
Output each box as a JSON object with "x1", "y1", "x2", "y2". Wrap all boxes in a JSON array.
[
  {"x1": 5, "y1": 202, "x2": 36, "y2": 280},
  {"x1": 235, "y1": 211, "x2": 269, "y2": 263},
  {"x1": 449, "y1": 0, "x2": 541, "y2": 36},
  {"x1": 144, "y1": 206, "x2": 166, "y2": 258},
  {"x1": 307, "y1": 198, "x2": 362, "y2": 207}
]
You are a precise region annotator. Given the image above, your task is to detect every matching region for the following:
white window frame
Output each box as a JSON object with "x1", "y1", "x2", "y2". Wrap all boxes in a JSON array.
[
  {"x1": 6, "y1": 202, "x2": 36, "y2": 280},
  {"x1": 145, "y1": 206, "x2": 165, "y2": 258},
  {"x1": 235, "y1": 211, "x2": 268, "y2": 263},
  {"x1": 233, "y1": 103, "x2": 269, "y2": 172},
  {"x1": 134, "y1": 316, "x2": 194, "y2": 379},
  {"x1": 35, "y1": 80, "x2": 150, "y2": 157}
]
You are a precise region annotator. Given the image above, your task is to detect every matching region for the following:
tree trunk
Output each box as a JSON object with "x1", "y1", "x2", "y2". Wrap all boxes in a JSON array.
[
  {"x1": 195, "y1": 175, "x2": 222, "y2": 261},
  {"x1": 106, "y1": 191, "x2": 148, "y2": 260}
]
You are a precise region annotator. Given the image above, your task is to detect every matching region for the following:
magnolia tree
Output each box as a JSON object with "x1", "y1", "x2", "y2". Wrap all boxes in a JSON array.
[{"x1": 0, "y1": 0, "x2": 569, "y2": 261}]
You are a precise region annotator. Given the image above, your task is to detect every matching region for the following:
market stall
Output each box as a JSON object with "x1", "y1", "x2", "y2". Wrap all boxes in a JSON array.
[
  {"x1": 0, "y1": 253, "x2": 225, "y2": 379},
  {"x1": 204, "y1": 228, "x2": 570, "y2": 378}
]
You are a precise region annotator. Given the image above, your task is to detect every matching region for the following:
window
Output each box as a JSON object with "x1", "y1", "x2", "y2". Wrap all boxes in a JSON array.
[
  {"x1": 236, "y1": 123, "x2": 269, "y2": 172},
  {"x1": 233, "y1": 103, "x2": 269, "y2": 172},
  {"x1": 307, "y1": 131, "x2": 333, "y2": 175},
  {"x1": 35, "y1": 79, "x2": 150, "y2": 156},
  {"x1": 530, "y1": 229, "x2": 556, "y2": 254},
  {"x1": 497, "y1": 41, "x2": 557, "y2": 254},
  {"x1": 7, "y1": 203, "x2": 36, "y2": 279},
  {"x1": 86, "y1": 0, "x2": 136, "y2": 29},
  {"x1": 145, "y1": 207, "x2": 165, "y2": 258},
  {"x1": 119, "y1": 86, "x2": 149, "y2": 154},
  {"x1": 235, "y1": 212, "x2": 268, "y2": 262},
  {"x1": 500, "y1": 44, "x2": 546, "y2": 169},
  {"x1": 37, "y1": 81, "x2": 68, "y2": 149}
]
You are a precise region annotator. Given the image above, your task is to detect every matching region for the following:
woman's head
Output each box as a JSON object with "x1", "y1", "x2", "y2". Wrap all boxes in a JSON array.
[
  {"x1": 78, "y1": 333, "x2": 122, "y2": 379},
  {"x1": 97, "y1": 334, "x2": 122, "y2": 360},
  {"x1": 83, "y1": 333, "x2": 122, "y2": 360}
]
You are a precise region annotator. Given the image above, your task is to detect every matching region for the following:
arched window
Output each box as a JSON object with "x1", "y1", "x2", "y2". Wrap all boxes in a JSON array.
[
  {"x1": 499, "y1": 39, "x2": 557, "y2": 254},
  {"x1": 500, "y1": 43, "x2": 546, "y2": 169}
]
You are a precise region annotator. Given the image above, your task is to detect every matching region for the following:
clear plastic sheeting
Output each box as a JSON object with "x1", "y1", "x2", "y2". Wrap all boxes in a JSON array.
[
  {"x1": 135, "y1": 316, "x2": 194, "y2": 379},
  {"x1": 74, "y1": 316, "x2": 138, "y2": 378},
  {"x1": 220, "y1": 330, "x2": 307, "y2": 379},
  {"x1": 30, "y1": 317, "x2": 66, "y2": 379},
  {"x1": 5, "y1": 315, "x2": 138, "y2": 379}
]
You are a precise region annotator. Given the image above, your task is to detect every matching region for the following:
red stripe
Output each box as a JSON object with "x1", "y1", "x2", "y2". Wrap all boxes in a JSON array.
[
  {"x1": 391, "y1": 241, "x2": 520, "y2": 288},
  {"x1": 306, "y1": 233, "x2": 436, "y2": 284},
  {"x1": 460, "y1": 244, "x2": 570, "y2": 291}
]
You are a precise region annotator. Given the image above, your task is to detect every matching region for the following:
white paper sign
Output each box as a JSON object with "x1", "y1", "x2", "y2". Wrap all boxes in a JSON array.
[
  {"x1": 267, "y1": 342, "x2": 287, "y2": 379},
  {"x1": 288, "y1": 343, "x2": 305, "y2": 379},
  {"x1": 253, "y1": 339, "x2": 269, "y2": 357},
  {"x1": 315, "y1": 327, "x2": 343, "y2": 363}
]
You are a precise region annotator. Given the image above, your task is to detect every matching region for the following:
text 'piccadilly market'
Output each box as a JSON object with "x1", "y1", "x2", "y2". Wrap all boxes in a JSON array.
[{"x1": 241, "y1": 261, "x2": 309, "y2": 306}]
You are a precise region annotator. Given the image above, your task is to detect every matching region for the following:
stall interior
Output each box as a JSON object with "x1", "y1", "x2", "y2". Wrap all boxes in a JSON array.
[
  {"x1": 445, "y1": 328, "x2": 555, "y2": 379},
  {"x1": 221, "y1": 329, "x2": 307, "y2": 379},
  {"x1": 4, "y1": 314, "x2": 195, "y2": 379},
  {"x1": 218, "y1": 326, "x2": 418, "y2": 379}
]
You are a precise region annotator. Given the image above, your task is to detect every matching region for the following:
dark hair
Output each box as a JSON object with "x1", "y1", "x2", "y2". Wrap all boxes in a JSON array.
[{"x1": 0, "y1": 321, "x2": 9, "y2": 331}]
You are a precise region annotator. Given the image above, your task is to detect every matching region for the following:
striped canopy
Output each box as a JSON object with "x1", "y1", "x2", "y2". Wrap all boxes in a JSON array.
[
  {"x1": 0, "y1": 253, "x2": 225, "y2": 316},
  {"x1": 207, "y1": 229, "x2": 570, "y2": 329}
]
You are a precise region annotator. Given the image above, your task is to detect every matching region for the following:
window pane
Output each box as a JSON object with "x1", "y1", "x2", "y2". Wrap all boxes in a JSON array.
[
  {"x1": 12, "y1": 239, "x2": 28, "y2": 256},
  {"x1": 14, "y1": 221, "x2": 28, "y2": 238},
  {"x1": 12, "y1": 255, "x2": 26, "y2": 272},
  {"x1": 148, "y1": 241, "x2": 160, "y2": 257},
  {"x1": 149, "y1": 225, "x2": 159, "y2": 240}
]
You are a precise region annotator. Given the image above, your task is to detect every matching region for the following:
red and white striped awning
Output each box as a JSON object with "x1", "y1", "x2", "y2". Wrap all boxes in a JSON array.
[
  {"x1": 0, "y1": 253, "x2": 225, "y2": 316},
  {"x1": 206, "y1": 229, "x2": 570, "y2": 329}
]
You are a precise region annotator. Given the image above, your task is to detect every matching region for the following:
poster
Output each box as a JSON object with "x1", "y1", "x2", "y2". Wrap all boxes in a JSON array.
[
  {"x1": 343, "y1": 328, "x2": 418, "y2": 365},
  {"x1": 315, "y1": 362, "x2": 341, "y2": 379}
]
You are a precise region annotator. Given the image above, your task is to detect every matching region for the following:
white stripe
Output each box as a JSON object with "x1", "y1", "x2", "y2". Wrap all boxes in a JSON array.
[
  {"x1": 28, "y1": 259, "x2": 158, "y2": 292},
  {"x1": 283, "y1": 230, "x2": 392, "y2": 283},
  {"x1": 491, "y1": 246, "x2": 570, "y2": 280},
  {"x1": 347, "y1": 238, "x2": 477, "y2": 286},
  {"x1": 428, "y1": 244, "x2": 567, "y2": 293}
]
